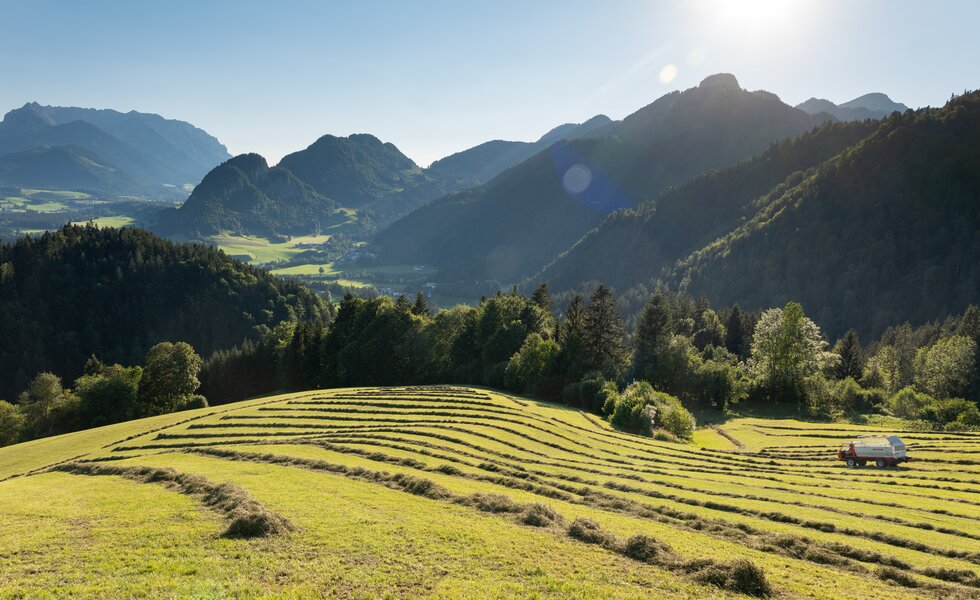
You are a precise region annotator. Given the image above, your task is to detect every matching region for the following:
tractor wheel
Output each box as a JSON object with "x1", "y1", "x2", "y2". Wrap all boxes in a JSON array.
[
  {"x1": 876, "y1": 458, "x2": 887, "y2": 468},
  {"x1": 846, "y1": 458, "x2": 856, "y2": 467},
  {"x1": 858, "y1": 460, "x2": 867, "y2": 467}
]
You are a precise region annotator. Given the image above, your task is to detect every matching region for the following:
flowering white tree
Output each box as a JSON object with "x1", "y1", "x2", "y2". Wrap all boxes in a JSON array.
[{"x1": 750, "y1": 301, "x2": 836, "y2": 403}]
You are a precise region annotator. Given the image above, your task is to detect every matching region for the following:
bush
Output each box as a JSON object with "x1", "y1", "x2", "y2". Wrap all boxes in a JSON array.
[
  {"x1": 838, "y1": 378, "x2": 886, "y2": 414},
  {"x1": 599, "y1": 381, "x2": 620, "y2": 416},
  {"x1": 179, "y1": 394, "x2": 209, "y2": 411},
  {"x1": 522, "y1": 503, "x2": 564, "y2": 527},
  {"x1": 889, "y1": 387, "x2": 932, "y2": 420},
  {"x1": 659, "y1": 403, "x2": 696, "y2": 439},
  {"x1": 921, "y1": 397, "x2": 980, "y2": 429},
  {"x1": 693, "y1": 359, "x2": 747, "y2": 410},
  {"x1": 0, "y1": 400, "x2": 25, "y2": 446},
  {"x1": 568, "y1": 517, "x2": 616, "y2": 547},
  {"x1": 623, "y1": 534, "x2": 673, "y2": 564},
  {"x1": 562, "y1": 373, "x2": 606, "y2": 410}
]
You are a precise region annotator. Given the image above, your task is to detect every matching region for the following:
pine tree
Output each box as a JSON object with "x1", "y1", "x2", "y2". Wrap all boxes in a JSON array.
[
  {"x1": 633, "y1": 292, "x2": 672, "y2": 383},
  {"x1": 531, "y1": 283, "x2": 552, "y2": 314},
  {"x1": 725, "y1": 305, "x2": 748, "y2": 359},
  {"x1": 560, "y1": 295, "x2": 585, "y2": 344},
  {"x1": 833, "y1": 329, "x2": 864, "y2": 380},
  {"x1": 583, "y1": 285, "x2": 628, "y2": 380},
  {"x1": 412, "y1": 292, "x2": 430, "y2": 317}
]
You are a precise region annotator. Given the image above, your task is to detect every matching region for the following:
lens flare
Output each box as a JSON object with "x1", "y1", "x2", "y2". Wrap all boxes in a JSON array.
[
  {"x1": 659, "y1": 64, "x2": 679, "y2": 84},
  {"x1": 562, "y1": 164, "x2": 592, "y2": 194}
]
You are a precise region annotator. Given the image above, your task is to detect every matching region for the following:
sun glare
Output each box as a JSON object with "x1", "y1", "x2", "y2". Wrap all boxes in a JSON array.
[{"x1": 701, "y1": 0, "x2": 801, "y2": 34}]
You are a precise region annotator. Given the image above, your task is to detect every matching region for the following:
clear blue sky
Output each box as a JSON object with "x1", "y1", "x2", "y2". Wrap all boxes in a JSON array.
[{"x1": 2, "y1": 0, "x2": 976, "y2": 166}]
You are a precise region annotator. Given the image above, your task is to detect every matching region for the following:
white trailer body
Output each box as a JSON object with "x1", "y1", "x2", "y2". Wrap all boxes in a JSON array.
[{"x1": 837, "y1": 435, "x2": 908, "y2": 467}]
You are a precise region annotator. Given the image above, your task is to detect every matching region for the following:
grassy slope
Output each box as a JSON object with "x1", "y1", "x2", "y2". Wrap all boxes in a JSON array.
[{"x1": 1, "y1": 386, "x2": 978, "y2": 598}]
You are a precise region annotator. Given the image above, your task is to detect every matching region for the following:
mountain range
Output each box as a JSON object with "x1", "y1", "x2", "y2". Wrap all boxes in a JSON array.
[
  {"x1": 155, "y1": 115, "x2": 622, "y2": 239},
  {"x1": 0, "y1": 102, "x2": 230, "y2": 198},
  {"x1": 372, "y1": 74, "x2": 832, "y2": 283},
  {"x1": 796, "y1": 93, "x2": 908, "y2": 121}
]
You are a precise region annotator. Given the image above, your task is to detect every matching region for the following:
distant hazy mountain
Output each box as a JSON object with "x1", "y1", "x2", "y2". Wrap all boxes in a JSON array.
[
  {"x1": 0, "y1": 102, "x2": 230, "y2": 197},
  {"x1": 153, "y1": 153, "x2": 338, "y2": 237},
  {"x1": 427, "y1": 115, "x2": 613, "y2": 186},
  {"x1": 0, "y1": 145, "x2": 151, "y2": 196},
  {"x1": 373, "y1": 74, "x2": 830, "y2": 284},
  {"x1": 797, "y1": 92, "x2": 908, "y2": 121}
]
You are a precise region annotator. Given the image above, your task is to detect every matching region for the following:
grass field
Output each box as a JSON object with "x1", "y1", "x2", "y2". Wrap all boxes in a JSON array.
[
  {"x1": 207, "y1": 233, "x2": 334, "y2": 264},
  {"x1": 70, "y1": 215, "x2": 136, "y2": 228},
  {"x1": 1, "y1": 387, "x2": 978, "y2": 598}
]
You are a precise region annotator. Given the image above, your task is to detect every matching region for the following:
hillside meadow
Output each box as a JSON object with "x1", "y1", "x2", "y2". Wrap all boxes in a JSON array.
[{"x1": 1, "y1": 386, "x2": 978, "y2": 598}]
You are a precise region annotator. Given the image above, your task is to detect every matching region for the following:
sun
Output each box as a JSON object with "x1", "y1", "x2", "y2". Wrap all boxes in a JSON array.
[{"x1": 701, "y1": 0, "x2": 802, "y2": 34}]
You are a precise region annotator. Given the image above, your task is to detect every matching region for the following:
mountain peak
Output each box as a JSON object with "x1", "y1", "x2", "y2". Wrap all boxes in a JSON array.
[
  {"x1": 699, "y1": 73, "x2": 741, "y2": 91},
  {"x1": 839, "y1": 92, "x2": 908, "y2": 113}
]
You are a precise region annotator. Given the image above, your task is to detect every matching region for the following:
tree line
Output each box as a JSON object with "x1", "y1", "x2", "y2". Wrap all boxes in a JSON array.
[
  {"x1": 3, "y1": 282, "x2": 978, "y2": 448},
  {"x1": 198, "y1": 285, "x2": 980, "y2": 439},
  {"x1": 0, "y1": 342, "x2": 205, "y2": 446}
]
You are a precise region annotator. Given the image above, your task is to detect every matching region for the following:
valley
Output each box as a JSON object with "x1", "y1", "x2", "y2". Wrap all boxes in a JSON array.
[{"x1": 1, "y1": 4, "x2": 977, "y2": 597}]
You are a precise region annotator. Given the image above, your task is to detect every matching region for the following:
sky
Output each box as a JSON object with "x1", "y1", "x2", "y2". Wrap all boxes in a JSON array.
[{"x1": 1, "y1": 0, "x2": 977, "y2": 166}]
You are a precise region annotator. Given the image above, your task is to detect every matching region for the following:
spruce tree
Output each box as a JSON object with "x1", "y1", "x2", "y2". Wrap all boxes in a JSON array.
[
  {"x1": 531, "y1": 283, "x2": 552, "y2": 314},
  {"x1": 725, "y1": 305, "x2": 748, "y2": 359},
  {"x1": 834, "y1": 329, "x2": 864, "y2": 380},
  {"x1": 412, "y1": 292, "x2": 430, "y2": 317},
  {"x1": 583, "y1": 285, "x2": 628, "y2": 380},
  {"x1": 633, "y1": 292, "x2": 672, "y2": 384}
]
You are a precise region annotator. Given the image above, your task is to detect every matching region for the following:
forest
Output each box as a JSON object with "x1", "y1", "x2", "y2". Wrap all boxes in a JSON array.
[{"x1": 0, "y1": 224, "x2": 329, "y2": 399}]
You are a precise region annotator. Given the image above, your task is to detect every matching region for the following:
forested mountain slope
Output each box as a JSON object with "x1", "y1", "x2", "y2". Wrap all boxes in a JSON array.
[
  {"x1": 152, "y1": 154, "x2": 339, "y2": 237},
  {"x1": 0, "y1": 224, "x2": 327, "y2": 399},
  {"x1": 373, "y1": 74, "x2": 829, "y2": 284},
  {"x1": 534, "y1": 119, "x2": 882, "y2": 293},
  {"x1": 277, "y1": 133, "x2": 451, "y2": 223},
  {"x1": 673, "y1": 91, "x2": 980, "y2": 338}
]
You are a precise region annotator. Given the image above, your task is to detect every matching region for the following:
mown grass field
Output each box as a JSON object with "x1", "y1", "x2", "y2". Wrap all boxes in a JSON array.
[{"x1": 1, "y1": 387, "x2": 978, "y2": 598}]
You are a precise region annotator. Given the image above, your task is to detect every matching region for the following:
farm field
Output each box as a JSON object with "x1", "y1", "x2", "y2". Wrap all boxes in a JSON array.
[
  {"x1": 207, "y1": 233, "x2": 334, "y2": 264},
  {"x1": 0, "y1": 386, "x2": 978, "y2": 598}
]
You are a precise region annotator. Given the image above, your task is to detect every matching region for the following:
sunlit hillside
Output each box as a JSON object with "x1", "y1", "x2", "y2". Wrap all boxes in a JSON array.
[{"x1": 1, "y1": 386, "x2": 977, "y2": 598}]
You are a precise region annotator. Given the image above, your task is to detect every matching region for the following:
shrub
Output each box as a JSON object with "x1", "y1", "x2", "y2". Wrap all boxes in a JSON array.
[
  {"x1": 522, "y1": 503, "x2": 564, "y2": 527},
  {"x1": 889, "y1": 387, "x2": 932, "y2": 420},
  {"x1": 659, "y1": 403, "x2": 696, "y2": 439},
  {"x1": 0, "y1": 400, "x2": 25, "y2": 446},
  {"x1": 562, "y1": 373, "x2": 607, "y2": 410},
  {"x1": 568, "y1": 517, "x2": 616, "y2": 547},
  {"x1": 179, "y1": 394, "x2": 209, "y2": 411},
  {"x1": 921, "y1": 397, "x2": 980, "y2": 429},
  {"x1": 623, "y1": 534, "x2": 673, "y2": 564},
  {"x1": 599, "y1": 382, "x2": 621, "y2": 416}
]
